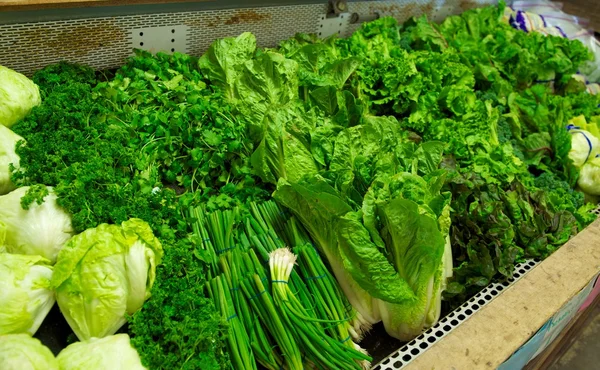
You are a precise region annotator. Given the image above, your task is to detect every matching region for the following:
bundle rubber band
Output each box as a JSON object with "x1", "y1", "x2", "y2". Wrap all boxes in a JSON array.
[
  {"x1": 248, "y1": 290, "x2": 267, "y2": 301},
  {"x1": 216, "y1": 246, "x2": 236, "y2": 254}
]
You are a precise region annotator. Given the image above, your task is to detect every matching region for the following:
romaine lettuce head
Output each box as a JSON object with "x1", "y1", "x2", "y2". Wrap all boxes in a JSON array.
[
  {"x1": 0, "y1": 254, "x2": 55, "y2": 335},
  {"x1": 578, "y1": 156, "x2": 600, "y2": 195},
  {"x1": 0, "y1": 186, "x2": 73, "y2": 264},
  {"x1": 0, "y1": 125, "x2": 23, "y2": 195},
  {"x1": 0, "y1": 334, "x2": 58, "y2": 370},
  {"x1": 337, "y1": 199, "x2": 447, "y2": 340},
  {"x1": 0, "y1": 65, "x2": 41, "y2": 128},
  {"x1": 56, "y1": 334, "x2": 145, "y2": 370},
  {"x1": 52, "y1": 219, "x2": 163, "y2": 340}
]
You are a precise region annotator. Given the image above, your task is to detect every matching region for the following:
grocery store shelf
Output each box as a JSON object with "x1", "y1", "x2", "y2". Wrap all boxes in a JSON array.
[{"x1": 0, "y1": 0, "x2": 330, "y2": 24}]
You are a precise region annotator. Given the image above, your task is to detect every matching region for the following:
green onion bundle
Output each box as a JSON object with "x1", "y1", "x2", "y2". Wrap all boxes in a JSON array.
[
  {"x1": 270, "y1": 248, "x2": 371, "y2": 370},
  {"x1": 207, "y1": 275, "x2": 256, "y2": 370},
  {"x1": 189, "y1": 201, "x2": 372, "y2": 369},
  {"x1": 254, "y1": 202, "x2": 368, "y2": 340}
]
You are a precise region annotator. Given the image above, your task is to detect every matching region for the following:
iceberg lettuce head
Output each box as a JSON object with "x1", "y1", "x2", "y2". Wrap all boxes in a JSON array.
[
  {"x1": 0, "y1": 125, "x2": 23, "y2": 195},
  {"x1": 56, "y1": 334, "x2": 145, "y2": 370},
  {"x1": 0, "y1": 254, "x2": 55, "y2": 336},
  {"x1": 52, "y1": 219, "x2": 163, "y2": 340},
  {"x1": 0, "y1": 186, "x2": 73, "y2": 264},
  {"x1": 0, "y1": 334, "x2": 58, "y2": 370},
  {"x1": 0, "y1": 65, "x2": 41, "y2": 128}
]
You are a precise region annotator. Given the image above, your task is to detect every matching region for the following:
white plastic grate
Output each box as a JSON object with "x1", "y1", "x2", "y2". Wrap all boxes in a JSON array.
[
  {"x1": 374, "y1": 258, "x2": 541, "y2": 369},
  {"x1": 317, "y1": 12, "x2": 351, "y2": 38}
]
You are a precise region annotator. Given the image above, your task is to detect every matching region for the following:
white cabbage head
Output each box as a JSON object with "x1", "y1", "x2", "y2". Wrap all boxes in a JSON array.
[
  {"x1": 0, "y1": 334, "x2": 58, "y2": 370},
  {"x1": 0, "y1": 186, "x2": 74, "y2": 264},
  {"x1": 0, "y1": 254, "x2": 55, "y2": 336},
  {"x1": 56, "y1": 334, "x2": 146, "y2": 370}
]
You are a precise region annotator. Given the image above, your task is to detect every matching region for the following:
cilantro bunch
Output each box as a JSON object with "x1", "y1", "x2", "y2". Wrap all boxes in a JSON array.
[{"x1": 94, "y1": 50, "x2": 269, "y2": 212}]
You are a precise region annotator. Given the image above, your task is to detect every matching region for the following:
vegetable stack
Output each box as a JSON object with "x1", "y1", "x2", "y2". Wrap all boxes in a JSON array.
[{"x1": 0, "y1": 1, "x2": 599, "y2": 369}]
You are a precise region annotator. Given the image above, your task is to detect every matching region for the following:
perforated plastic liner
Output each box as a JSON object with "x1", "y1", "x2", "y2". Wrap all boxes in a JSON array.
[{"x1": 0, "y1": 0, "x2": 496, "y2": 76}]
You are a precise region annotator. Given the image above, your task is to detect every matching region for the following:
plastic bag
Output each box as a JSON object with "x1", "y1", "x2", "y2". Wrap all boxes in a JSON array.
[{"x1": 506, "y1": 0, "x2": 600, "y2": 86}]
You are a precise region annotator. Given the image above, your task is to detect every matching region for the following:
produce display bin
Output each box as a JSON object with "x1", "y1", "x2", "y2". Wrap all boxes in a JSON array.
[{"x1": 1, "y1": 1, "x2": 599, "y2": 369}]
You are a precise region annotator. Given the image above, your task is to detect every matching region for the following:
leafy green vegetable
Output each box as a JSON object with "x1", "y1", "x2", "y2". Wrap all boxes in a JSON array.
[
  {"x1": 273, "y1": 135, "x2": 452, "y2": 340},
  {"x1": 56, "y1": 334, "x2": 145, "y2": 370},
  {"x1": 568, "y1": 115, "x2": 600, "y2": 168},
  {"x1": 333, "y1": 4, "x2": 596, "y2": 305},
  {"x1": 0, "y1": 254, "x2": 55, "y2": 336},
  {"x1": 52, "y1": 219, "x2": 162, "y2": 341},
  {"x1": 336, "y1": 145, "x2": 451, "y2": 339},
  {"x1": 0, "y1": 65, "x2": 41, "y2": 128},
  {"x1": 129, "y1": 237, "x2": 228, "y2": 370},
  {"x1": 6, "y1": 1, "x2": 599, "y2": 358},
  {"x1": 11, "y1": 64, "x2": 181, "y2": 237},
  {"x1": 564, "y1": 115, "x2": 600, "y2": 195},
  {"x1": 0, "y1": 186, "x2": 73, "y2": 264},
  {"x1": 274, "y1": 176, "x2": 381, "y2": 326},
  {"x1": 0, "y1": 125, "x2": 22, "y2": 195},
  {"x1": 198, "y1": 32, "x2": 257, "y2": 101},
  {"x1": 200, "y1": 36, "x2": 319, "y2": 186},
  {"x1": 0, "y1": 334, "x2": 58, "y2": 370},
  {"x1": 10, "y1": 60, "x2": 230, "y2": 369},
  {"x1": 32, "y1": 62, "x2": 99, "y2": 97},
  {"x1": 95, "y1": 50, "x2": 267, "y2": 211},
  {"x1": 578, "y1": 157, "x2": 600, "y2": 196}
]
